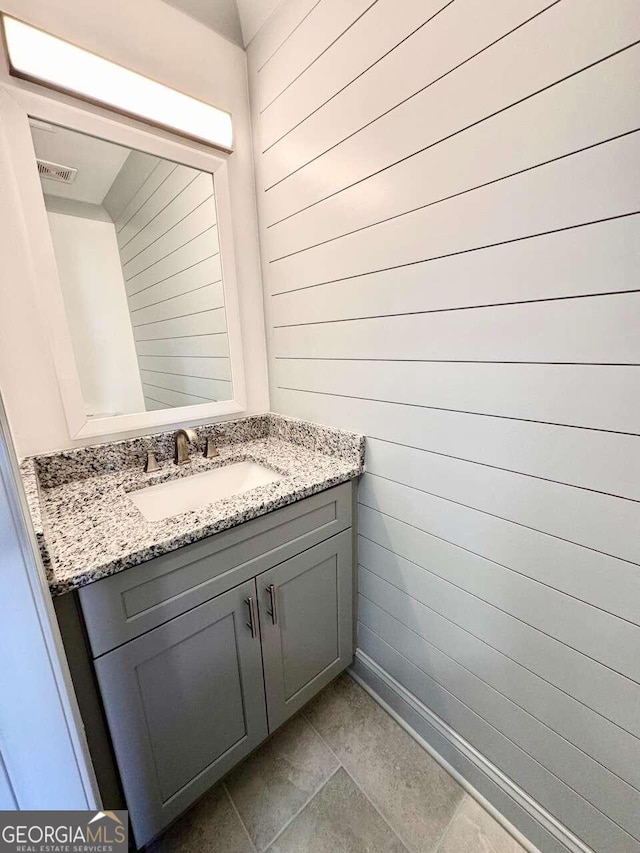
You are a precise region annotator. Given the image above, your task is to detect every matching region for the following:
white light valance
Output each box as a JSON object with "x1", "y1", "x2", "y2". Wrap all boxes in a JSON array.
[{"x1": 2, "y1": 15, "x2": 233, "y2": 152}]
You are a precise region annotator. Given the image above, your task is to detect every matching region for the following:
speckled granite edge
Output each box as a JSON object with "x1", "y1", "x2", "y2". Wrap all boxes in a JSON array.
[
  {"x1": 20, "y1": 414, "x2": 365, "y2": 596},
  {"x1": 19, "y1": 457, "x2": 53, "y2": 579},
  {"x1": 20, "y1": 457, "x2": 42, "y2": 534}
]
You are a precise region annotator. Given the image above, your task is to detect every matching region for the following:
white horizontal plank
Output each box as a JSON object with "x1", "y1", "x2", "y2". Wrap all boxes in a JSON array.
[
  {"x1": 124, "y1": 220, "x2": 219, "y2": 285},
  {"x1": 123, "y1": 201, "x2": 217, "y2": 281},
  {"x1": 357, "y1": 545, "x2": 640, "y2": 739},
  {"x1": 133, "y1": 308, "x2": 227, "y2": 341},
  {"x1": 141, "y1": 384, "x2": 217, "y2": 408},
  {"x1": 260, "y1": 0, "x2": 451, "y2": 148},
  {"x1": 357, "y1": 499, "x2": 640, "y2": 682},
  {"x1": 117, "y1": 165, "x2": 200, "y2": 248},
  {"x1": 358, "y1": 604, "x2": 640, "y2": 840},
  {"x1": 139, "y1": 371, "x2": 231, "y2": 401},
  {"x1": 364, "y1": 438, "x2": 640, "y2": 587},
  {"x1": 256, "y1": 0, "x2": 377, "y2": 112},
  {"x1": 358, "y1": 620, "x2": 640, "y2": 853},
  {"x1": 266, "y1": 44, "x2": 640, "y2": 254},
  {"x1": 276, "y1": 359, "x2": 640, "y2": 433},
  {"x1": 121, "y1": 176, "x2": 215, "y2": 267},
  {"x1": 113, "y1": 160, "x2": 175, "y2": 234},
  {"x1": 137, "y1": 355, "x2": 231, "y2": 382},
  {"x1": 357, "y1": 590, "x2": 640, "y2": 793},
  {"x1": 249, "y1": 0, "x2": 322, "y2": 68},
  {"x1": 130, "y1": 282, "x2": 224, "y2": 326},
  {"x1": 248, "y1": 0, "x2": 321, "y2": 68},
  {"x1": 269, "y1": 130, "x2": 640, "y2": 291},
  {"x1": 127, "y1": 256, "x2": 222, "y2": 311},
  {"x1": 136, "y1": 334, "x2": 229, "y2": 359},
  {"x1": 274, "y1": 291, "x2": 640, "y2": 364},
  {"x1": 270, "y1": 215, "x2": 640, "y2": 322},
  {"x1": 262, "y1": 0, "x2": 640, "y2": 191},
  {"x1": 126, "y1": 229, "x2": 219, "y2": 295},
  {"x1": 270, "y1": 388, "x2": 640, "y2": 503},
  {"x1": 261, "y1": 0, "x2": 550, "y2": 185}
]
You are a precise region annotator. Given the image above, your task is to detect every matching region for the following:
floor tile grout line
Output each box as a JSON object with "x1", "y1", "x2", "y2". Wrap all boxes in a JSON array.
[
  {"x1": 301, "y1": 706, "x2": 414, "y2": 852},
  {"x1": 223, "y1": 782, "x2": 259, "y2": 853},
  {"x1": 432, "y1": 793, "x2": 469, "y2": 853},
  {"x1": 262, "y1": 763, "x2": 343, "y2": 851}
]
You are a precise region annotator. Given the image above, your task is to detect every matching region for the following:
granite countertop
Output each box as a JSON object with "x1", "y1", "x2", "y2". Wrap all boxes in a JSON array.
[{"x1": 21, "y1": 414, "x2": 364, "y2": 596}]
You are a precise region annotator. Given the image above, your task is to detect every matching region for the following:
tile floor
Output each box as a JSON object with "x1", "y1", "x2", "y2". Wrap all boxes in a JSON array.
[{"x1": 149, "y1": 673, "x2": 528, "y2": 853}]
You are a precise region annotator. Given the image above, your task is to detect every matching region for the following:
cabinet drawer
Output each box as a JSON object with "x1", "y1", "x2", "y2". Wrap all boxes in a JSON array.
[{"x1": 80, "y1": 483, "x2": 352, "y2": 657}]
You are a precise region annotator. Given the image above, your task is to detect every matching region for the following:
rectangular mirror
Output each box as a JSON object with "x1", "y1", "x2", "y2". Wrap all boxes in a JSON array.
[{"x1": 28, "y1": 118, "x2": 239, "y2": 425}]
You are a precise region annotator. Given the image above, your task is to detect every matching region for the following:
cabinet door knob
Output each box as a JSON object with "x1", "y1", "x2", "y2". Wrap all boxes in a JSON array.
[
  {"x1": 245, "y1": 596, "x2": 257, "y2": 638},
  {"x1": 267, "y1": 584, "x2": 278, "y2": 625}
]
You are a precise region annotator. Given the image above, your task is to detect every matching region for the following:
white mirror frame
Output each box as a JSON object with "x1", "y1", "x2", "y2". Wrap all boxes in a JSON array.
[{"x1": 0, "y1": 83, "x2": 247, "y2": 439}]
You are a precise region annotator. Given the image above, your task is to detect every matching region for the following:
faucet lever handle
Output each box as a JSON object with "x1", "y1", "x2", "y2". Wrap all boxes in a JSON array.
[
  {"x1": 144, "y1": 450, "x2": 161, "y2": 473},
  {"x1": 204, "y1": 437, "x2": 219, "y2": 459}
]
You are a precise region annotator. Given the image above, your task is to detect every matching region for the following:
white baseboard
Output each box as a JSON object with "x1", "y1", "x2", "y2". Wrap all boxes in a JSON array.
[{"x1": 349, "y1": 650, "x2": 593, "y2": 853}]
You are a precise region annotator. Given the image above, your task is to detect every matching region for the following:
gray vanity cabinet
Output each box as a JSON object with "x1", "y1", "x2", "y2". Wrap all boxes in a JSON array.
[
  {"x1": 93, "y1": 578, "x2": 268, "y2": 845},
  {"x1": 75, "y1": 483, "x2": 355, "y2": 848},
  {"x1": 258, "y1": 530, "x2": 353, "y2": 730}
]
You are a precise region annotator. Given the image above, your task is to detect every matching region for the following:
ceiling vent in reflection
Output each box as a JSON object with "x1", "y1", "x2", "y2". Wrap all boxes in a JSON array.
[{"x1": 37, "y1": 158, "x2": 78, "y2": 184}]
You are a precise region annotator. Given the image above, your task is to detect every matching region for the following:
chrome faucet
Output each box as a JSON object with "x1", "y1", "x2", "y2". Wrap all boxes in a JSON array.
[{"x1": 174, "y1": 428, "x2": 197, "y2": 465}]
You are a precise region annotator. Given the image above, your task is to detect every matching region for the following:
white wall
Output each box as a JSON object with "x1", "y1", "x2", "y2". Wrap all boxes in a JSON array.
[
  {"x1": 46, "y1": 211, "x2": 145, "y2": 417},
  {"x1": 247, "y1": 2, "x2": 640, "y2": 852},
  {"x1": 0, "y1": 0, "x2": 269, "y2": 457}
]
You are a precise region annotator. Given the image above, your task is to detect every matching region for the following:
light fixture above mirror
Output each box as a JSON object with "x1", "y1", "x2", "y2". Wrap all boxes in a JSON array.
[{"x1": 1, "y1": 15, "x2": 233, "y2": 152}]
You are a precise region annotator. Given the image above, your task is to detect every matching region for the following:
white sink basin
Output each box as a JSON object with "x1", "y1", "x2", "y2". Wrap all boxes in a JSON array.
[{"x1": 129, "y1": 460, "x2": 282, "y2": 522}]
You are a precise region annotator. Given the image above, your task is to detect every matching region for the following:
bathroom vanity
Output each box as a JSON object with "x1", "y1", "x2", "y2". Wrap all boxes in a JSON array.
[{"x1": 21, "y1": 414, "x2": 364, "y2": 847}]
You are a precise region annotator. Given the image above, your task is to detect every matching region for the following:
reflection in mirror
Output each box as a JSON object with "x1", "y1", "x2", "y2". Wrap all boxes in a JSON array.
[{"x1": 29, "y1": 120, "x2": 232, "y2": 419}]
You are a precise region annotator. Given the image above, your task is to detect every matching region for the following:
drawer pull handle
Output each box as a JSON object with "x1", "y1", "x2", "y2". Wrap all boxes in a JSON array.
[
  {"x1": 267, "y1": 584, "x2": 278, "y2": 625},
  {"x1": 245, "y1": 596, "x2": 257, "y2": 638}
]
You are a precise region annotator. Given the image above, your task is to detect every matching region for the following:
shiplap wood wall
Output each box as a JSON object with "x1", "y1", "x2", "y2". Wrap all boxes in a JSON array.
[
  {"x1": 104, "y1": 152, "x2": 232, "y2": 411},
  {"x1": 247, "y1": 1, "x2": 640, "y2": 851}
]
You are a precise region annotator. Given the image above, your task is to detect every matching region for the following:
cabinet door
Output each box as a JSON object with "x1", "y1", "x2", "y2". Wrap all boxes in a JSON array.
[
  {"x1": 258, "y1": 530, "x2": 353, "y2": 731},
  {"x1": 94, "y1": 579, "x2": 267, "y2": 848}
]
